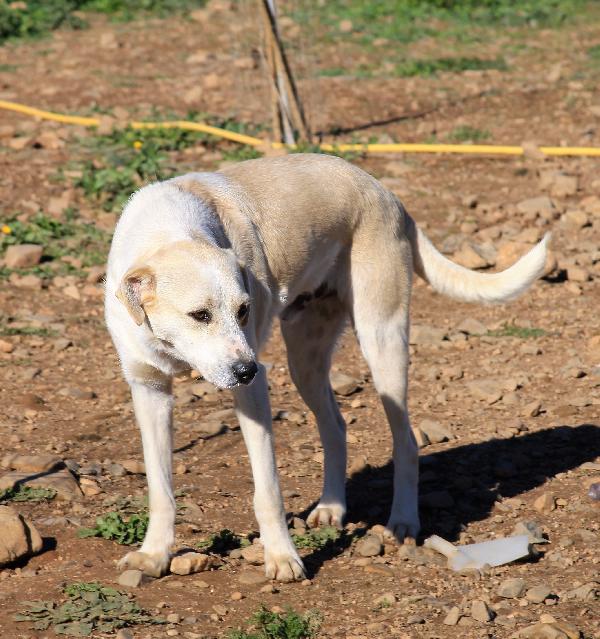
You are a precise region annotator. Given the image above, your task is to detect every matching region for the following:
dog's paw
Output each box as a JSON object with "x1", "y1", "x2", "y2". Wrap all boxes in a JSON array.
[
  {"x1": 383, "y1": 518, "x2": 419, "y2": 545},
  {"x1": 117, "y1": 550, "x2": 170, "y2": 578},
  {"x1": 307, "y1": 504, "x2": 345, "y2": 529},
  {"x1": 264, "y1": 550, "x2": 306, "y2": 582}
]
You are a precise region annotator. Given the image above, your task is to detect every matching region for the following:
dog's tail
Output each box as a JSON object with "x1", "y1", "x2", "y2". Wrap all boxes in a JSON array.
[{"x1": 407, "y1": 215, "x2": 549, "y2": 304}]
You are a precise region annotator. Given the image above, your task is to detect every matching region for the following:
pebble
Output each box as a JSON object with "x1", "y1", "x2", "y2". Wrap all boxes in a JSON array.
[
  {"x1": 418, "y1": 419, "x2": 453, "y2": 444},
  {"x1": 410, "y1": 324, "x2": 446, "y2": 345},
  {"x1": 443, "y1": 606, "x2": 461, "y2": 625},
  {"x1": 355, "y1": 534, "x2": 382, "y2": 557},
  {"x1": 116, "y1": 630, "x2": 134, "y2": 639},
  {"x1": 526, "y1": 585, "x2": 554, "y2": 604},
  {"x1": 330, "y1": 371, "x2": 362, "y2": 396},
  {"x1": 497, "y1": 577, "x2": 527, "y2": 599},
  {"x1": 230, "y1": 591, "x2": 244, "y2": 601},
  {"x1": 240, "y1": 544, "x2": 264, "y2": 566},
  {"x1": 471, "y1": 599, "x2": 494, "y2": 622},
  {"x1": 373, "y1": 592, "x2": 396, "y2": 607},
  {"x1": 534, "y1": 493, "x2": 556, "y2": 513},
  {"x1": 0, "y1": 506, "x2": 43, "y2": 566},
  {"x1": 118, "y1": 570, "x2": 144, "y2": 588},
  {"x1": 238, "y1": 570, "x2": 268, "y2": 585},
  {"x1": 4, "y1": 244, "x2": 43, "y2": 268},
  {"x1": 406, "y1": 615, "x2": 425, "y2": 625},
  {"x1": 467, "y1": 379, "x2": 503, "y2": 404},
  {"x1": 166, "y1": 613, "x2": 181, "y2": 623},
  {"x1": 170, "y1": 552, "x2": 212, "y2": 575},
  {"x1": 588, "y1": 482, "x2": 600, "y2": 500}
]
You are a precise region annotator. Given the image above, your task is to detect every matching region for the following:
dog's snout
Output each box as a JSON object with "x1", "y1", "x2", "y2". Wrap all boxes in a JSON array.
[{"x1": 232, "y1": 360, "x2": 258, "y2": 385}]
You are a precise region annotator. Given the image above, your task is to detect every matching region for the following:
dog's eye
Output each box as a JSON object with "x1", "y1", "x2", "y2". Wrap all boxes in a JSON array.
[
  {"x1": 237, "y1": 302, "x2": 250, "y2": 324},
  {"x1": 189, "y1": 309, "x2": 212, "y2": 323}
]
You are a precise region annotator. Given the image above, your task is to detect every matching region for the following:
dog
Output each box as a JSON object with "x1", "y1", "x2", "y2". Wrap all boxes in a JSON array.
[{"x1": 105, "y1": 153, "x2": 549, "y2": 582}]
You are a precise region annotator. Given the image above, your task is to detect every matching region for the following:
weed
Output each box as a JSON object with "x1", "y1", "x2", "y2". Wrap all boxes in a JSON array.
[
  {"x1": 221, "y1": 146, "x2": 263, "y2": 162},
  {"x1": 0, "y1": 485, "x2": 57, "y2": 502},
  {"x1": 78, "y1": 511, "x2": 148, "y2": 545},
  {"x1": 15, "y1": 581, "x2": 164, "y2": 636},
  {"x1": 228, "y1": 606, "x2": 321, "y2": 639},
  {"x1": 0, "y1": 317, "x2": 57, "y2": 337},
  {"x1": 196, "y1": 528, "x2": 250, "y2": 554},
  {"x1": 0, "y1": 63, "x2": 18, "y2": 71},
  {"x1": 487, "y1": 324, "x2": 546, "y2": 338},
  {"x1": 291, "y1": 526, "x2": 340, "y2": 550},
  {"x1": 447, "y1": 125, "x2": 491, "y2": 142},
  {"x1": 395, "y1": 55, "x2": 507, "y2": 77}
]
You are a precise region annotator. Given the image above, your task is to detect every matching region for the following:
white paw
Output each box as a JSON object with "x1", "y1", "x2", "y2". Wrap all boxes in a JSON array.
[
  {"x1": 117, "y1": 550, "x2": 170, "y2": 578},
  {"x1": 264, "y1": 550, "x2": 306, "y2": 582},
  {"x1": 307, "y1": 504, "x2": 345, "y2": 529},
  {"x1": 383, "y1": 518, "x2": 419, "y2": 545}
]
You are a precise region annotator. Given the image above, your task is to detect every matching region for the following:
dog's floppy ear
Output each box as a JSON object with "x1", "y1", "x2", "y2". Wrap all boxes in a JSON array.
[{"x1": 116, "y1": 266, "x2": 155, "y2": 326}]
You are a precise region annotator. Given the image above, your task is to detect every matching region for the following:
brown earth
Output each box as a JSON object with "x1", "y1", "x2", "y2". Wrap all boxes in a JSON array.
[{"x1": 0, "y1": 2, "x2": 600, "y2": 638}]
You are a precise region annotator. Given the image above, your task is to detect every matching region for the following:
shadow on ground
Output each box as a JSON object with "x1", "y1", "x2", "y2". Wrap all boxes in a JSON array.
[{"x1": 301, "y1": 423, "x2": 600, "y2": 576}]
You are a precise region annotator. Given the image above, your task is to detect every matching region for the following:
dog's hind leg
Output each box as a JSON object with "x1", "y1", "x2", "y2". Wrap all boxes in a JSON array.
[
  {"x1": 350, "y1": 235, "x2": 419, "y2": 544},
  {"x1": 234, "y1": 364, "x2": 306, "y2": 582},
  {"x1": 281, "y1": 295, "x2": 348, "y2": 528}
]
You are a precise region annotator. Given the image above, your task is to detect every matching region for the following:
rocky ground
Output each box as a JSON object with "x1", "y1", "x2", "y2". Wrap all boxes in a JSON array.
[{"x1": 0, "y1": 2, "x2": 599, "y2": 638}]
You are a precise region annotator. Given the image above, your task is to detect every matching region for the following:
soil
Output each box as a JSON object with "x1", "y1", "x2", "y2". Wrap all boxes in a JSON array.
[{"x1": 0, "y1": 2, "x2": 599, "y2": 638}]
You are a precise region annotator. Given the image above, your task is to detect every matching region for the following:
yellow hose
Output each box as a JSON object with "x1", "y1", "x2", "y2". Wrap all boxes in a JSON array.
[{"x1": 2, "y1": 98, "x2": 600, "y2": 157}]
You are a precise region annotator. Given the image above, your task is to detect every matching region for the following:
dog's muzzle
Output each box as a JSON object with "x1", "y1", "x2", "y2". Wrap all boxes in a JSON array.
[{"x1": 232, "y1": 360, "x2": 258, "y2": 385}]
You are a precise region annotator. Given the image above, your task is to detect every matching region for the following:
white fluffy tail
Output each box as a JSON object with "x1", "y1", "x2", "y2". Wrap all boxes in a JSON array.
[{"x1": 408, "y1": 217, "x2": 549, "y2": 303}]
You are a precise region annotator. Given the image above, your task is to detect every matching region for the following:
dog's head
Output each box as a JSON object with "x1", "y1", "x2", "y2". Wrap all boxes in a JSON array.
[{"x1": 116, "y1": 240, "x2": 257, "y2": 389}]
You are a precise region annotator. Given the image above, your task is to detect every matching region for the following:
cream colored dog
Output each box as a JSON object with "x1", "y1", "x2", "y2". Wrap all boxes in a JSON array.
[{"x1": 105, "y1": 153, "x2": 548, "y2": 582}]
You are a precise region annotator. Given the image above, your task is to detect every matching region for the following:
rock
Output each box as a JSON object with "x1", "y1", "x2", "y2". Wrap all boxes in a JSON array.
[
  {"x1": 406, "y1": 615, "x2": 425, "y2": 625},
  {"x1": 526, "y1": 585, "x2": 554, "y2": 603},
  {"x1": 516, "y1": 196, "x2": 556, "y2": 218},
  {"x1": 562, "y1": 582, "x2": 599, "y2": 602},
  {"x1": 63, "y1": 285, "x2": 81, "y2": 300},
  {"x1": 4, "y1": 244, "x2": 43, "y2": 268},
  {"x1": 0, "y1": 506, "x2": 43, "y2": 566},
  {"x1": 562, "y1": 209, "x2": 589, "y2": 228},
  {"x1": 522, "y1": 401, "x2": 542, "y2": 418},
  {"x1": 550, "y1": 174, "x2": 578, "y2": 198},
  {"x1": 443, "y1": 606, "x2": 462, "y2": 625},
  {"x1": 240, "y1": 544, "x2": 264, "y2": 566},
  {"x1": 410, "y1": 324, "x2": 446, "y2": 345},
  {"x1": 330, "y1": 371, "x2": 361, "y2": 396},
  {"x1": 467, "y1": 379, "x2": 503, "y2": 404},
  {"x1": 0, "y1": 469, "x2": 82, "y2": 501},
  {"x1": 356, "y1": 534, "x2": 382, "y2": 557},
  {"x1": 373, "y1": 592, "x2": 396, "y2": 606},
  {"x1": 498, "y1": 577, "x2": 527, "y2": 599},
  {"x1": 238, "y1": 570, "x2": 268, "y2": 585},
  {"x1": 1, "y1": 454, "x2": 62, "y2": 473},
  {"x1": 567, "y1": 266, "x2": 590, "y2": 282},
  {"x1": 512, "y1": 520, "x2": 546, "y2": 544},
  {"x1": 514, "y1": 621, "x2": 580, "y2": 639},
  {"x1": 471, "y1": 600, "x2": 494, "y2": 623},
  {"x1": 170, "y1": 552, "x2": 212, "y2": 575},
  {"x1": 118, "y1": 569, "x2": 145, "y2": 588},
  {"x1": 452, "y1": 243, "x2": 489, "y2": 269},
  {"x1": 412, "y1": 427, "x2": 430, "y2": 448},
  {"x1": 120, "y1": 459, "x2": 145, "y2": 475},
  {"x1": 9, "y1": 273, "x2": 43, "y2": 289},
  {"x1": 116, "y1": 629, "x2": 134, "y2": 639},
  {"x1": 534, "y1": 493, "x2": 556, "y2": 513},
  {"x1": 419, "y1": 419, "x2": 453, "y2": 444},
  {"x1": 457, "y1": 317, "x2": 487, "y2": 335}
]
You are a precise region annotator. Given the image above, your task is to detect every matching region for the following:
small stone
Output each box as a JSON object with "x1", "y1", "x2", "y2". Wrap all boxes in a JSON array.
[
  {"x1": 551, "y1": 174, "x2": 578, "y2": 198},
  {"x1": 230, "y1": 591, "x2": 244, "y2": 601},
  {"x1": 567, "y1": 266, "x2": 590, "y2": 282},
  {"x1": 526, "y1": 585, "x2": 554, "y2": 604},
  {"x1": 167, "y1": 613, "x2": 181, "y2": 623},
  {"x1": 516, "y1": 196, "x2": 556, "y2": 218},
  {"x1": 240, "y1": 544, "x2": 264, "y2": 566},
  {"x1": 410, "y1": 324, "x2": 446, "y2": 345},
  {"x1": 4, "y1": 244, "x2": 43, "y2": 268},
  {"x1": 468, "y1": 379, "x2": 503, "y2": 404},
  {"x1": 63, "y1": 285, "x2": 81, "y2": 300},
  {"x1": 373, "y1": 592, "x2": 396, "y2": 607},
  {"x1": 116, "y1": 630, "x2": 134, "y2": 639},
  {"x1": 118, "y1": 570, "x2": 144, "y2": 588},
  {"x1": 356, "y1": 534, "x2": 382, "y2": 557},
  {"x1": 457, "y1": 317, "x2": 488, "y2": 335},
  {"x1": 419, "y1": 419, "x2": 453, "y2": 444},
  {"x1": 330, "y1": 371, "x2": 361, "y2": 396},
  {"x1": 522, "y1": 400, "x2": 542, "y2": 417},
  {"x1": 452, "y1": 243, "x2": 488, "y2": 269},
  {"x1": 0, "y1": 506, "x2": 43, "y2": 566},
  {"x1": 562, "y1": 582, "x2": 599, "y2": 602},
  {"x1": 238, "y1": 570, "x2": 268, "y2": 585},
  {"x1": 170, "y1": 552, "x2": 212, "y2": 575},
  {"x1": 563, "y1": 209, "x2": 589, "y2": 228},
  {"x1": 0, "y1": 339, "x2": 14, "y2": 353},
  {"x1": 443, "y1": 606, "x2": 461, "y2": 625},
  {"x1": 534, "y1": 493, "x2": 556, "y2": 513},
  {"x1": 471, "y1": 599, "x2": 494, "y2": 623},
  {"x1": 498, "y1": 577, "x2": 527, "y2": 599},
  {"x1": 513, "y1": 520, "x2": 546, "y2": 544},
  {"x1": 120, "y1": 459, "x2": 145, "y2": 475},
  {"x1": 1, "y1": 454, "x2": 62, "y2": 473},
  {"x1": 406, "y1": 615, "x2": 425, "y2": 625}
]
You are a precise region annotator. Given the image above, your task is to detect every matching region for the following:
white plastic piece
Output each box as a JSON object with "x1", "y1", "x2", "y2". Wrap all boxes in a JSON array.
[{"x1": 424, "y1": 534, "x2": 531, "y2": 571}]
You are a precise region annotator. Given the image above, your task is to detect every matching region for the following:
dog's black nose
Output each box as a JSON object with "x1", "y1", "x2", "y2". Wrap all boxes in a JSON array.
[{"x1": 232, "y1": 361, "x2": 258, "y2": 385}]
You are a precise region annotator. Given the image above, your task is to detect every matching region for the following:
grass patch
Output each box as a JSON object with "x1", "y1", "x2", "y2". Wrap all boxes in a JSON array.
[
  {"x1": 15, "y1": 581, "x2": 164, "y2": 636},
  {"x1": 0, "y1": 316, "x2": 57, "y2": 337},
  {"x1": 0, "y1": 0, "x2": 207, "y2": 44},
  {"x1": 487, "y1": 323, "x2": 546, "y2": 338},
  {"x1": 447, "y1": 125, "x2": 491, "y2": 142},
  {"x1": 395, "y1": 55, "x2": 507, "y2": 77},
  {"x1": 78, "y1": 512, "x2": 148, "y2": 545},
  {"x1": 228, "y1": 606, "x2": 321, "y2": 639},
  {"x1": 196, "y1": 528, "x2": 250, "y2": 554},
  {"x1": 0, "y1": 485, "x2": 57, "y2": 502},
  {"x1": 291, "y1": 526, "x2": 340, "y2": 550},
  {"x1": 221, "y1": 146, "x2": 263, "y2": 163}
]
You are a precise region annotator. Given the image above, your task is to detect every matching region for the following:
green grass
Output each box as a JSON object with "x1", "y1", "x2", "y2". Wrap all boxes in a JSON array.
[
  {"x1": 0, "y1": 485, "x2": 57, "y2": 502},
  {"x1": 228, "y1": 606, "x2": 321, "y2": 639},
  {"x1": 196, "y1": 528, "x2": 251, "y2": 554},
  {"x1": 487, "y1": 323, "x2": 547, "y2": 338},
  {"x1": 395, "y1": 55, "x2": 507, "y2": 77},
  {"x1": 0, "y1": 0, "x2": 207, "y2": 44},
  {"x1": 0, "y1": 316, "x2": 57, "y2": 337},
  {"x1": 15, "y1": 582, "x2": 164, "y2": 636},
  {"x1": 77, "y1": 512, "x2": 148, "y2": 545},
  {"x1": 447, "y1": 125, "x2": 491, "y2": 142},
  {"x1": 0, "y1": 63, "x2": 18, "y2": 71},
  {"x1": 221, "y1": 146, "x2": 263, "y2": 163},
  {"x1": 291, "y1": 526, "x2": 340, "y2": 550}
]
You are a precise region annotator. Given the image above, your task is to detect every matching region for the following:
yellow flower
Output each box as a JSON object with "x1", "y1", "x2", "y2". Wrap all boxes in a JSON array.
[
  {"x1": 1, "y1": 225, "x2": 11, "y2": 235},
  {"x1": 133, "y1": 140, "x2": 143, "y2": 150}
]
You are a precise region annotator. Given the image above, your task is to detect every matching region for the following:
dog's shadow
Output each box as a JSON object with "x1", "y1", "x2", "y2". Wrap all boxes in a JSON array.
[{"x1": 299, "y1": 423, "x2": 600, "y2": 577}]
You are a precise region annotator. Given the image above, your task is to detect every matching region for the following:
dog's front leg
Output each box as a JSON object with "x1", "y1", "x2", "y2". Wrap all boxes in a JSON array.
[
  {"x1": 117, "y1": 380, "x2": 175, "y2": 577},
  {"x1": 233, "y1": 364, "x2": 305, "y2": 582}
]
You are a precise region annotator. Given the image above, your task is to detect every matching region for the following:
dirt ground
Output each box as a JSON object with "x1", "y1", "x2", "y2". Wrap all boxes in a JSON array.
[{"x1": 1, "y1": 2, "x2": 600, "y2": 638}]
